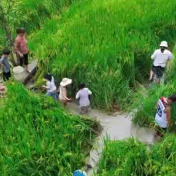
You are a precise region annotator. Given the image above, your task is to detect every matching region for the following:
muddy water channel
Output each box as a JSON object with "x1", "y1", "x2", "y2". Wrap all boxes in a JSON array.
[{"x1": 67, "y1": 103, "x2": 155, "y2": 176}]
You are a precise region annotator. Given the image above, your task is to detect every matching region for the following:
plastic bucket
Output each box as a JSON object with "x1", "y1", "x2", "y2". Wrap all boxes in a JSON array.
[{"x1": 13, "y1": 66, "x2": 24, "y2": 81}]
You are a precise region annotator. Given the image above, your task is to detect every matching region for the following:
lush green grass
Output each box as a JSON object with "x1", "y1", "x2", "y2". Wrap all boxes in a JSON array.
[
  {"x1": 0, "y1": 83, "x2": 100, "y2": 175},
  {"x1": 0, "y1": 0, "x2": 78, "y2": 49},
  {"x1": 132, "y1": 46, "x2": 176, "y2": 131},
  {"x1": 96, "y1": 135, "x2": 176, "y2": 176},
  {"x1": 29, "y1": 0, "x2": 176, "y2": 109}
]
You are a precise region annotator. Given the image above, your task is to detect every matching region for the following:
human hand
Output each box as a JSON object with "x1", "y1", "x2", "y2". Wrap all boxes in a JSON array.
[
  {"x1": 68, "y1": 98, "x2": 72, "y2": 101},
  {"x1": 19, "y1": 53, "x2": 23, "y2": 57}
]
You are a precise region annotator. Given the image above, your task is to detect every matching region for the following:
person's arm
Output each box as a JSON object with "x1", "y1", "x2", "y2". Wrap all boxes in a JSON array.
[
  {"x1": 151, "y1": 50, "x2": 156, "y2": 60},
  {"x1": 168, "y1": 52, "x2": 174, "y2": 60},
  {"x1": 88, "y1": 89, "x2": 92, "y2": 95},
  {"x1": 14, "y1": 38, "x2": 23, "y2": 57},
  {"x1": 76, "y1": 92, "x2": 80, "y2": 99},
  {"x1": 165, "y1": 106, "x2": 172, "y2": 126},
  {"x1": 0, "y1": 58, "x2": 5, "y2": 67},
  {"x1": 42, "y1": 82, "x2": 51, "y2": 90}
]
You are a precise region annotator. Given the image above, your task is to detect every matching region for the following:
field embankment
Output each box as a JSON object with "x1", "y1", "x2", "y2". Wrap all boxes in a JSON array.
[{"x1": 0, "y1": 83, "x2": 100, "y2": 175}]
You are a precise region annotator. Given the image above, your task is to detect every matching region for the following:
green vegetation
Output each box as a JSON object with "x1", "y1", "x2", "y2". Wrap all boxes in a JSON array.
[
  {"x1": 0, "y1": 83, "x2": 100, "y2": 175},
  {"x1": 132, "y1": 47, "x2": 176, "y2": 131},
  {"x1": 29, "y1": 0, "x2": 176, "y2": 109},
  {"x1": 96, "y1": 136, "x2": 176, "y2": 176}
]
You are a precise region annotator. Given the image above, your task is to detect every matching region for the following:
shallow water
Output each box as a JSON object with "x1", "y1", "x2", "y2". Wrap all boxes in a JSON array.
[{"x1": 67, "y1": 103, "x2": 155, "y2": 175}]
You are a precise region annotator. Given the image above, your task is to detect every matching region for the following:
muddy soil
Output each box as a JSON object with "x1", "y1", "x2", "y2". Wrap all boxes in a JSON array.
[{"x1": 67, "y1": 103, "x2": 155, "y2": 175}]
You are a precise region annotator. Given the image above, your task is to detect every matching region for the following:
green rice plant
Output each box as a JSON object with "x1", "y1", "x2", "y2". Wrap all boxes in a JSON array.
[
  {"x1": 132, "y1": 47, "x2": 176, "y2": 131},
  {"x1": 96, "y1": 135, "x2": 176, "y2": 176},
  {"x1": 0, "y1": 82, "x2": 100, "y2": 175},
  {"x1": 29, "y1": 0, "x2": 176, "y2": 109}
]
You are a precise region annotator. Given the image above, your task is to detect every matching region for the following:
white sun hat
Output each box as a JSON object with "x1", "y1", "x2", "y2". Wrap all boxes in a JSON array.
[
  {"x1": 60, "y1": 78, "x2": 72, "y2": 87},
  {"x1": 160, "y1": 41, "x2": 168, "y2": 47}
]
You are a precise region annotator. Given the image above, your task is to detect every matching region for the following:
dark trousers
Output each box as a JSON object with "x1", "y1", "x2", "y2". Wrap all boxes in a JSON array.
[
  {"x1": 19, "y1": 53, "x2": 28, "y2": 66},
  {"x1": 3, "y1": 71, "x2": 11, "y2": 81}
]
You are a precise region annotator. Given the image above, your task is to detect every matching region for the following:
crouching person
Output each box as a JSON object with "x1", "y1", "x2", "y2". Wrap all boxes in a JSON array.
[
  {"x1": 42, "y1": 73, "x2": 57, "y2": 100},
  {"x1": 76, "y1": 83, "x2": 92, "y2": 114},
  {"x1": 155, "y1": 95, "x2": 176, "y2": 141}
]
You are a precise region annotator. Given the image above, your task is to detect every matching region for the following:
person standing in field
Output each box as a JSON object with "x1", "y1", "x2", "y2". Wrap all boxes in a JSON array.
[
  {"x1": 149, "y1": 41, "x2": 174, "y2": 84},
  {"x1": 76, "y1": 83, "x2": 92, "y2": 114},
  {"x1": 42, "y1": 73, "x2": 57, "y2": 100},
  {"x1": 14, "y1": 28, "x2": 30, "y2": 73},
  {"x1": 154, "y1": 95, "x2": 176, "y2": 140},
  {"x1": 59, "y1": 78, "x2": 72, "y2": 106},
  {"x1": 0, "y1": 49, "x2": 11, "y2": 81}
]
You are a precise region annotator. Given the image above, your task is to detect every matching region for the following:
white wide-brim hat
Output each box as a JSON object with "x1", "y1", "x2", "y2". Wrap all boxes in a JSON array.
[
  {"x1": 160, "y1": 41, "x2": 168, "y2": 47},
  {"x1": 60, "y1": 78, "x2": 72, "y2": 87}
]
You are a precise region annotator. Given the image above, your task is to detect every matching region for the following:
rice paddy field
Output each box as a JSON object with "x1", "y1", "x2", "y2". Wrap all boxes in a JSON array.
[
  {"x1": 1, "y1": 0, "x2": 176, "y2": 175},
  {"x1": 96, "y1": 135, "x2": 176, "y2": 176},
  {"x1": 0, "y1": 82, "x2": 100, "y2": 175}
]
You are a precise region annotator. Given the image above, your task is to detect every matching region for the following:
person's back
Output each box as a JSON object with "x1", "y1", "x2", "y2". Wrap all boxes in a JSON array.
[
  {"x1": 77, "y1": 88, "x2": 91, "y2": 106},
  {"x1": 76, "y1": 83, "x2": 92, "y2": 114},
  {"x1": 155, "y1": 97, "x2": 168, "y2": 128},
  {"x1": 152, "y1": 49, "x2": 173, "y2": 67}
]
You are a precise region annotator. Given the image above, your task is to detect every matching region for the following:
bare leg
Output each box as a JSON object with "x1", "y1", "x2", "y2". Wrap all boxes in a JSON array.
[
  {"x1": 25, "y1": 65, "x2": 30, "y2": 73},
  {"x1": 149, "y1": 70, "x2": 154, "y2": 80},
  {"x1": 157, "y1": 78, "x2": 160, "y2": 84}
]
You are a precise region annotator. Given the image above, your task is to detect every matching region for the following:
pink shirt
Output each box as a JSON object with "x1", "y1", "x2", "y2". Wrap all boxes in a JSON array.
[{"x1": 14, "y1": 35, "x2": 28, "y2": 54}]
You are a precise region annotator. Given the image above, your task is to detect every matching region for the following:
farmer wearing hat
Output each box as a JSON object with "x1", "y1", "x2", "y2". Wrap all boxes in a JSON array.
[
  {"x1": 149, "y1": 41, "x2": 174, "y2": 84},
  {"x1": 59, "y1": 78, "x2": 72, "y2": 106},
  {"x1": 14, "y1": 28, "x2": 30, "y2": 73},
  {"x1": 0, "y1": 49, "x2": 11, "y2": 81}
]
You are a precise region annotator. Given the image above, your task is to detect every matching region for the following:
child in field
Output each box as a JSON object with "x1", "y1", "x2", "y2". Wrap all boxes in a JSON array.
[
  {"x1": 154, "y1": 95, "x2": 176, "y2": 141},
  {"x1": 59, "y1": 78, "x2": 72, "y2": 106},
  {"x1": 76, "y1": 83, "x2": 92, "y2": 114},
  {"x1": 0, "y1": 49, "x2": 11, "y2": 81},
  {"x1": 42, "y1": 73, "x2": 57, "y2": 100},
  {"x1": 149, "y1": 41, "x2": 173, "y2": 83}
]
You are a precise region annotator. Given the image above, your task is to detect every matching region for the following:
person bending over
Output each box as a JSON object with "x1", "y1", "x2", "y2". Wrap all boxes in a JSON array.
[
  {"x1": 155, "y1": 94, "x2": 176, "y2": 140},
  {"x1": 42, "y1": 74, "x2": 57, "y2": 100}
]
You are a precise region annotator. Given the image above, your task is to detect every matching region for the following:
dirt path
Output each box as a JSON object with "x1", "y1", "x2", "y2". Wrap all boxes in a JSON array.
[{"x1": 67, "y1": 103, "x2": 155, "y2": 175}]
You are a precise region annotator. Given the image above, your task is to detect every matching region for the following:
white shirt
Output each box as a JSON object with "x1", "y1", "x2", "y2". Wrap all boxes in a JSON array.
[
  {"x1": 46, "y1": 80, "x2": 56, "y2": 93},
  {"x1": 76, "y1": 88, "x2": 92, "y2": 106},
  {"x1": 155, "y1": 99, "x2": 168, "y2": 128},
  {"x1": 151, "y1": 49, "x2": 174, "y2": 67}
]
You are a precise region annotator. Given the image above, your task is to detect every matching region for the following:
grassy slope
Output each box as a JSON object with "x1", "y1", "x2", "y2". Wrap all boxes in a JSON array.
[
  {"x1": 132, "y1": 46, "x2": 176, "y2": 131},
  {"x1": 0, "y1": 83, "x2": 99, "y2": 176},
  {"x1": 96, "y1": 136, "x2": 176, "y2": 176},
  {"x1": 29, "y1": 0, "x2": 176, "y2": 109}
]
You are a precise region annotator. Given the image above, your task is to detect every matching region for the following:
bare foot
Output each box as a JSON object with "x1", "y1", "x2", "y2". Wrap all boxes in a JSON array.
[{"x1": 26, "y1": 69, "x2": 31, "y2": 73}]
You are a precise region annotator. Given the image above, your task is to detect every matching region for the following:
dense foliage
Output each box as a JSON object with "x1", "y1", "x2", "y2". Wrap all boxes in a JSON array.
[
  {"x1": 0, "y1": 83, "x2": 99, "y2": 175},
  {"x1": 132, "y1": 47, "x2": 176, "y2": 131},
  {"x1": 29, "y1": 0, "x2": 176, "y2": 109},
  {"x1": 96, "y1": 136, "x2": 176, "y2": 176}
]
